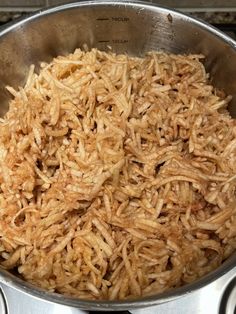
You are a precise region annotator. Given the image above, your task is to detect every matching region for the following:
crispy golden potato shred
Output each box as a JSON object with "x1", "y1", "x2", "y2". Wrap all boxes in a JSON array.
[{"x1": 0, "y1": 49, "x2": 235, "y2": 300}]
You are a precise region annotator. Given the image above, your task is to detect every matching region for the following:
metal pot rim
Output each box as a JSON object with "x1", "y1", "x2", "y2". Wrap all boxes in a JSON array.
[
  {"x1": 0, "y1": 0, "x2": 235, "y2": 310},
  {"x1": 1, "y1": 255, "x2": 236, "y2": 310}
]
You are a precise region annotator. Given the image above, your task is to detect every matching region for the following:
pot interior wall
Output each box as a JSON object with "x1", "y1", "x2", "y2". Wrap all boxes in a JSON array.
[{"x1": 0, "y1": 2, "x2": 235, "y2": 116}]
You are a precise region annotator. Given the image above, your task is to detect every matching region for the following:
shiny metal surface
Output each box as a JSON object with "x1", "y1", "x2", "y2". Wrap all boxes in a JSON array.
[
  {"x1": 1, "y1": 266, "x2": 236, "y2": 313},
  {"x1": 0, "y1": 0, "x2": 235, "y2": 311},
  {"x1": 226, "y1": 286, "x2": 236, "y2": 314},
  {"x1": 0, "y1": 0, "x2": 236, "y2": 117},
  {"x1": 1, "y1": 0, "x2": 236, "y2": 12},
  {"x1": 219, "y1": 277, "x2": 236, "y2": 314},
  {"x1": 0, "y1": 287, "x2": 7, "y2": 314}
]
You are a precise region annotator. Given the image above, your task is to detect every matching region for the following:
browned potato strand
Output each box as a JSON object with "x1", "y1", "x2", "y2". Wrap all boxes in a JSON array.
[{"x1": 0, "y1": 49, "x2": 235, "y2": 300}]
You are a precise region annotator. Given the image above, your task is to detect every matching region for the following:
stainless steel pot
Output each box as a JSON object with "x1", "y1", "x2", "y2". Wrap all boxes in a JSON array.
[{"x1": 0, "y1": 0, "x2": 235, "y2": 311}]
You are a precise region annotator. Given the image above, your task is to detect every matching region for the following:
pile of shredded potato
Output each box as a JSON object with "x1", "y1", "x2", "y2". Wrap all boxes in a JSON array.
[{"x1": 0, "y1": 48, "x2": 235, "y2": 300}]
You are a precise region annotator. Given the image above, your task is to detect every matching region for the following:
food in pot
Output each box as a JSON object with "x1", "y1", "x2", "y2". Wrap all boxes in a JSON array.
[{"x1": 0, "y1": 49, "x2": 235, "y2": 300}]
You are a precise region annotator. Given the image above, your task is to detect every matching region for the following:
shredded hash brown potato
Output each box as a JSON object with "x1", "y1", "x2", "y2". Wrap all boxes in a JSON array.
[{"x1": 0, "y1": 48, "x2": 236, "y2": 300}]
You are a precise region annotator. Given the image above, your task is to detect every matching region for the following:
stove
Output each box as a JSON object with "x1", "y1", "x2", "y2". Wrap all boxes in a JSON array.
[{"x1": 0, "y1": 1, "x2": 236, "y2": 313}]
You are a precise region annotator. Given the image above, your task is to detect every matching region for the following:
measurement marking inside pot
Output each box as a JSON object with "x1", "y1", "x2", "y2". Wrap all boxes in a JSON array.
[
  {"x1": 98, "y1": 40, "x2": 110, "y2": 43},
  {"x1": 111, "y1": 17, "x2": 130, "y2": 22},
  {"x1": 96, "y1": 18, "x2": 110, "y2": 21},
  {"x1": 112, "y1": 39, "x2": 129, "y2": 43},
  {"x1": 96, "y1": 17, "x2": 129, "y2": 22}
]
